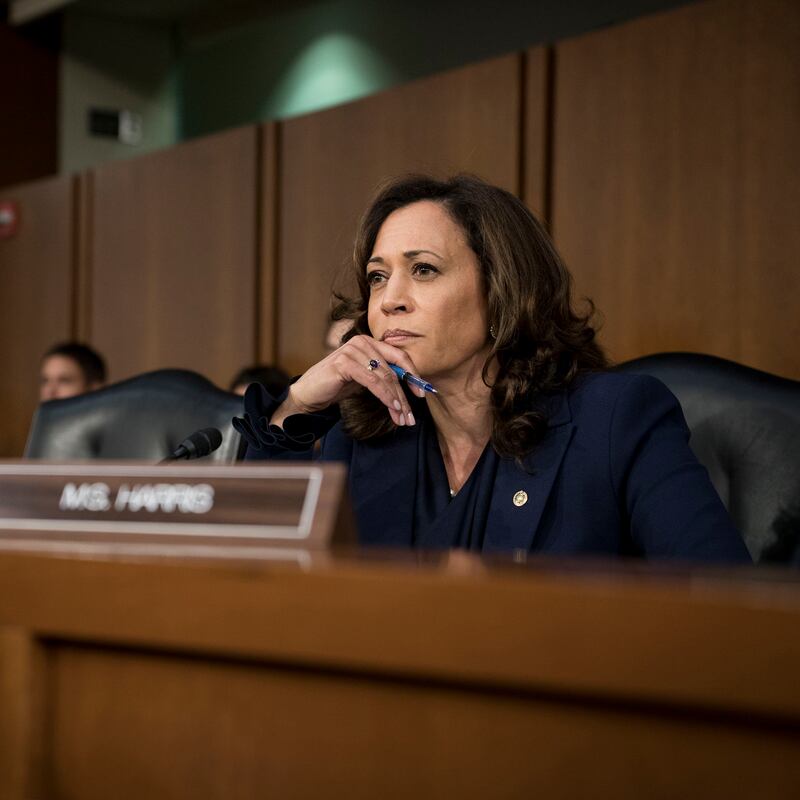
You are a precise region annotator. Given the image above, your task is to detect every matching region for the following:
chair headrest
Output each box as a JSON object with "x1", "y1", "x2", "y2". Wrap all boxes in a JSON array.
[
  {"x1": 25, "y1": 369, "x2": 243, "y2": 463},
  {"x1": 617, "y1": 353, "x2": 800, "y2": 564}
]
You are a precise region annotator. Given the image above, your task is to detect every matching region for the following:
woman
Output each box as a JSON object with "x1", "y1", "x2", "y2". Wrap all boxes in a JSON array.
[{"x1": 235, "y1": 175, "x2": 750, "y2": 562}]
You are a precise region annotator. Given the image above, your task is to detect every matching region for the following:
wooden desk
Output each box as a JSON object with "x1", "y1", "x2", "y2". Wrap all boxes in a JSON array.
[{"x1": 0, "y1": 537, "x2": 798, "y2": 799}]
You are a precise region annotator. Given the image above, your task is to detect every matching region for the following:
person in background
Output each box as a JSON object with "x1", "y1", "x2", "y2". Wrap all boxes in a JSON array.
[
  {"x1": 39, "y1": 342, "x2": 106, "y2": 402},
  {"x1": 229, "y1": 365, "x2": 291, "y2": 397}
]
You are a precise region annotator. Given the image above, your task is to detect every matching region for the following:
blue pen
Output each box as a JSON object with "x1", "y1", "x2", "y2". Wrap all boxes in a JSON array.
[{"x1": 389, "y1": 363, "x2": 438, "y2": 394}]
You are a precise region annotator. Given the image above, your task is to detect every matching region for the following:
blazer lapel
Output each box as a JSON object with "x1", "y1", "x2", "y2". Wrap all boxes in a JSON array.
[
  {"x1": 350, "y1": 424, "x2": 419, "y2": 546},
  {"x1": 482, "y1": 392, "x2": 575, "y2": 553}
]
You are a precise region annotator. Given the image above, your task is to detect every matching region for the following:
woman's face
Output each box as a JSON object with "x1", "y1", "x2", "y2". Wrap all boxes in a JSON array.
[{"x1": 366, "y1": 200, "x2": 491, "y2": 381}]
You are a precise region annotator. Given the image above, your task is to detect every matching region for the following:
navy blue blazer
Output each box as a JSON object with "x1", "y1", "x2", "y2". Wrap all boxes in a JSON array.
[{"x1": 240, "y1": 372, "x2": 751, "y2": 562}]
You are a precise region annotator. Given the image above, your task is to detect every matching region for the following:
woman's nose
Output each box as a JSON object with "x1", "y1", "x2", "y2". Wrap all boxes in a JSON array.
[{"x1": 380, "y1": 273, "x2": 412, "y2": 314}]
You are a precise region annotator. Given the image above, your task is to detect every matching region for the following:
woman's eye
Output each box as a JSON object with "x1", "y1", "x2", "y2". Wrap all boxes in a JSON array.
[
  {"x1": 412, "y1": 262, "x2": 438, "y2": 277},
  {"x1": 366, "y1": 271, "x2": 386, "y2": 287}
]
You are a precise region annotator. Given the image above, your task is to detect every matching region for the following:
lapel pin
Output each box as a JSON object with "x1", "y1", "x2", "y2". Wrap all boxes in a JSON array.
[{"x1": 513, "y1": 490, "x2": 528, "y2": 507}]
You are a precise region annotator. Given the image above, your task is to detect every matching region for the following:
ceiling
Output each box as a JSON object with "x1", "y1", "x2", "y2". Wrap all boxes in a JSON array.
[
  {"x1": 6, "y1": 0, "x2": 321, "y2": 41},
  {"x1": 5, "y1": 0, "x2": 301, "y2": 25},
  {"x1": 75, "y1": 0, "x2": 246, "y2": 22}
]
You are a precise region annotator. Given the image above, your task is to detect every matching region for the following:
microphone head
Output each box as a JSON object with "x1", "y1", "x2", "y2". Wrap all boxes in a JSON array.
[
  {"x1": 177, "y1": 427, "x2": 223, "y2": 459},
  {"x1": 198, "y1": 427, "x2": 223, "y2": 453}
]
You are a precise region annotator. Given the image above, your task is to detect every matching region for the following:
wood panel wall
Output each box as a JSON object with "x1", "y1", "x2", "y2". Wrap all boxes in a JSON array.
[
  {"x1": 0, "y1": 175, "x2": 74, "y2": 456},
  {"x1": 523, "y1": 47, "x2": 551, "y2": 219},
  {"x1": 274, "y1": 53, "x2": 541, "y2": 375},
  {"x1": 550, "y1": 0, "x2": 800, "y2": 378},
  {"x1": 2, "y1": 0, "x2": 798, "y2": 459},
  {"x1": 87, "y1": 127, "x2": 259, "y2": 388}
]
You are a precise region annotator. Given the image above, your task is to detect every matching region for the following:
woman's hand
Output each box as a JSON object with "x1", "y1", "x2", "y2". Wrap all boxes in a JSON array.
[{"x1": 272, "y1": 335, "x2": 427, "y2": 428}]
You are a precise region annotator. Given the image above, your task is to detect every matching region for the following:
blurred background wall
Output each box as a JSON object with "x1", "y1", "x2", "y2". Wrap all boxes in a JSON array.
[
  {"x1": 176, "y1": 0, "x2": 695, "y2": 137},
  {"x1": 0, "y1": 0, "x2": 798, "y2": 456},
  {"x1": 60, "y1": 9, "x2": 178, "y2": 173},
  {"x1": 3, "y1": 0, "x2": 697, "y2": 177}
]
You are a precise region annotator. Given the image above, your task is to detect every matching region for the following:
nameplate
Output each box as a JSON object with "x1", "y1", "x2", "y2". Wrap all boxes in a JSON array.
[{"x1": 0, "y1": 461, "x2": 353, "y2": 549}]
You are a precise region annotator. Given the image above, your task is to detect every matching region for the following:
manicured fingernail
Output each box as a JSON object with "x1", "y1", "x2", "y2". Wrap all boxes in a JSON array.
[
  {"x1": 407, "y1": 411, "x2": 415, "y2": 426},
  {"x1": 397, "y1": 413, "x2": 406, "y2": 426},
  {"x1": 393, "y1": 400, "x2": 401, "y2": 411}
]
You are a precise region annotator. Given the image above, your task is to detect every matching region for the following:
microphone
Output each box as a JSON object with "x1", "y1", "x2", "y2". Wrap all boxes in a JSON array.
[{"x1": 161, "y1": 427, "x2": 223, "y2": 463}]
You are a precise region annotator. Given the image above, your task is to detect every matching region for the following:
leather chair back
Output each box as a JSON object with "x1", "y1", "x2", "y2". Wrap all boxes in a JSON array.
[
  {"x1": 617, "y1": 353, "x2": 800, "y2": 564},
  {"x1": 25, "y1": 369, "x2": 243, "y2": 464}
]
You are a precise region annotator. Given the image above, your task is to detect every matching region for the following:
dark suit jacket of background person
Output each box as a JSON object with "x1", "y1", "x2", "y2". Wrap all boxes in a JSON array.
[{"x1": 239, "y1": 372, "x2": 751, "y2": 562}]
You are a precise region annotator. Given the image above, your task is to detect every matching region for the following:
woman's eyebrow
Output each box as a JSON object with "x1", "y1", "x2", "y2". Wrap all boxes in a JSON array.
[
  {"x1": 367, "y1": 249, "x2": 443, "y2": 266},
  {"x1": 404, "y1": 249, "x2": 442, "y2": 260}
]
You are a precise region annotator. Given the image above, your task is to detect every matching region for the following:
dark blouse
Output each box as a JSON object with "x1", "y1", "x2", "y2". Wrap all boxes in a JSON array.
[{"x1": 414, "y1": 409, "x2": 498, "y2": 549}]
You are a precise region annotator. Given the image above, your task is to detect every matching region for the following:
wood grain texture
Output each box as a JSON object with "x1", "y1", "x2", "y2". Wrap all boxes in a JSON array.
[
  {"x1": 0, "y1": 628, "x2": 49, "y2": 800},
  {"x1": 257, "y1": 123, "x2": 279, "y2": 365},
  {"x1": 551, "y1": 0, "x2": 800, "y2": 377},
  {"x1": 0, "y1": 175, "x2": 73, "y2": 457},
  {"x1": 0, "y1": 549, "x2": 798, "y2": 718},
  {"x1": 89, "y1": 127, "x2": 259, "y2": 388},
  {"x1": 74, "y1": 171, "x2": 94, "y2": 343},
  {"x1": 48, "y1": 642, "x2": 800, "y2": 800},
  {"x1": 0, "y1": 549, "x2": 797, "y2": 798},
  {"x1": 277, "y1": 54, "x2": 524, "y2": 374},
  {"x1": 523, "y1": 46, "x2": 550, "y2": 219},
  {"x1": 734, "y1": 0, "x2": 800, "y2": 375}
]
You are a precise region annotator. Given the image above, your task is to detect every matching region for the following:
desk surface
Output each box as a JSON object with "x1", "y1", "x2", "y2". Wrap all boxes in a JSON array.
[{"x1": 1, "y1": 534, "x2": 799, "y2": 799}]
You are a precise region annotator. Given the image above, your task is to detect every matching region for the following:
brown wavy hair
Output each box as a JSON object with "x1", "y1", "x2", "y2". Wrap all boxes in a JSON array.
[{"x1": 332, "y1": 174, "x2": 607, "y2": 460}]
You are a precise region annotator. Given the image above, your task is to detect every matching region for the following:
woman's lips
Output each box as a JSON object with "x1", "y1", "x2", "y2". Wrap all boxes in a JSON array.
[{"x1": 381, "y1": 330, "x2": 420, "y2": 343}]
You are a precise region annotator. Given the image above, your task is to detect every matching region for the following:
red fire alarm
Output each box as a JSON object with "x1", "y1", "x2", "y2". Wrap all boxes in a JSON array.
[{"x1": 0, "y1": 201, "x2": 20, "y2": 239}]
